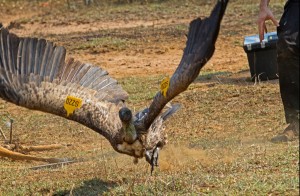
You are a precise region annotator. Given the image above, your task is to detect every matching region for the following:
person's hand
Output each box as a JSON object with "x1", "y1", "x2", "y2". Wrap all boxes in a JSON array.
[{"x1": 257, "y1": 5, "x2": 279, "y2": 42}]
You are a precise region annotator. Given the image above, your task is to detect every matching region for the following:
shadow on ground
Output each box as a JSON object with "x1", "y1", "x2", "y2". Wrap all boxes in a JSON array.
[{"x1": 54, "y1": 178, "x2": 117, "y2": 196}]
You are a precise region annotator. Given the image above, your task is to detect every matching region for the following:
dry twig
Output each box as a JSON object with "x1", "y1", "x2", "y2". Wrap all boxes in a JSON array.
[
  {"x1": 0, "y1": 145, "x2": 70, "y2": 163},
  {"x1": 0, "y1": 127, "x2": 7, "y2": 140}
]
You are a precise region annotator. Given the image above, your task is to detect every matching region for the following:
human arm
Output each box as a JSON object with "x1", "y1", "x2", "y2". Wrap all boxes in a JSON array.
[{"x1": 257, "y1": 0, "x2": 279, "y2": 41}]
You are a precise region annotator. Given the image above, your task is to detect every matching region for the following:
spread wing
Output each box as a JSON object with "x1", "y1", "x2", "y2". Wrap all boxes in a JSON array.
[
  {"x1": 0, "y1": 0, "x2": 228, "y2": 162},
  {"x1": 135, "y1": 0, "x2": 228, "y2": 133},
  {"x1": 0, "y1": 26, "x2": 128, "y2": 140}
]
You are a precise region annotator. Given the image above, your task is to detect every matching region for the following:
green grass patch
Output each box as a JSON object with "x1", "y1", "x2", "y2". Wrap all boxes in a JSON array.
[
  {"x1": 119, "y1": 75, "x2": 165, "y2": 104},
  {"x1": 72, "y1": 36, "x2": 133, "y2": 53}
]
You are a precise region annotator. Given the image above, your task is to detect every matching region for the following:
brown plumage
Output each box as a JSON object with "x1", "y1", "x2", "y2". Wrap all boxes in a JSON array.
[{"x1": 0, "y1": 0, "x2": 228, "y2": 167}]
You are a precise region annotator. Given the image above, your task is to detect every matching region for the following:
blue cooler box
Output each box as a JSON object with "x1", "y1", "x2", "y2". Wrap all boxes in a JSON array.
[{"x1": 243, "y1": 32, "x2": 279, "y2": 81}]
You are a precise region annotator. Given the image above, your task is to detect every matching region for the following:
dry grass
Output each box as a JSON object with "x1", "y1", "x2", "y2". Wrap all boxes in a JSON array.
[
  {"x1": 0, "y1": 0, "x2": 299, "y2": 195},
  {"x1": 0, "y1": 75, "x2": 298, "y2": 195}
]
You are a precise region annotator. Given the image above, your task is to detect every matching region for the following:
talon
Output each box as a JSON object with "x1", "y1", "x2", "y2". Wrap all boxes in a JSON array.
[{"x1": 145, "y1": 145, "x2": 160, "y2": 175}]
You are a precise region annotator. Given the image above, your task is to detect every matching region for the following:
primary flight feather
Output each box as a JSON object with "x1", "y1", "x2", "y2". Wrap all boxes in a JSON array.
[{"x1": 0, "y1": 0, "x2": 228, "y2": 167}]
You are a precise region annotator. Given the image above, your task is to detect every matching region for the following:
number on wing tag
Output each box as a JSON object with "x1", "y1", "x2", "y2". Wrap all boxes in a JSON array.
[
  {"x1": 64, "y1": 96, "x2": 83, "y2": 117},
  {"x1": 160, "y1": 77, "x2": 170, "y2": 98}
]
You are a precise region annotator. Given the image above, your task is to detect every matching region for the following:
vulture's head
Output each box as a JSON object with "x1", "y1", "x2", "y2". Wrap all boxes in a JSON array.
[{"x1": 119, "y1": 107, "x2": 132, "y2": 124}]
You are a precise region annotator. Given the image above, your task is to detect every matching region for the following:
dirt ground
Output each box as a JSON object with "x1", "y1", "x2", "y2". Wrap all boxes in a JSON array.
[
  {"x1": 0, "y1": 0, "x2": 298, "y2": 195},
  {"x1": 0, "y1": 1, "x2": 251, "y2": 78}
]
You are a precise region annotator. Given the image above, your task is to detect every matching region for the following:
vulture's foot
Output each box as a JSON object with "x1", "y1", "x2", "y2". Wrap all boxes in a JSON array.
[
  {"x1": 145, "y1": 145, "x2": 160, "y2": 175},
  {"x1": 116, "y1": 139, "x2": 163, "y2": 174}
]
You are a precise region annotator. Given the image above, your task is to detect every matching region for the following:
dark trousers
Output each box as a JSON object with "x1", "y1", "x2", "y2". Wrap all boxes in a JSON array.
[{"x1": 277, "y1": 0, "x2": 299, "y2": 124}]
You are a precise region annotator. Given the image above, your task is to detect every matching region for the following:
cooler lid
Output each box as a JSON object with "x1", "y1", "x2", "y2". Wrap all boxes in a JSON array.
[{"x1": 243, "y1": 32, "x2": 278, "y2": 51}]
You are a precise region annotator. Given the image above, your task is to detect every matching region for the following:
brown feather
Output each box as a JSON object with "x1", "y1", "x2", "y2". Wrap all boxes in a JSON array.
[
  {"x1": 0, "y1": 0, "x2": 228, "y2": 163},
  {"x1": 0, "y1": 27, "x2": 129, "y2": 146}
]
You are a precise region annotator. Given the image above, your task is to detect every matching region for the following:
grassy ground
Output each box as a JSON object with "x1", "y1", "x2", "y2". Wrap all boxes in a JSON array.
[{"x1": 0, "y1": 0, "x2": 299, "y2": 195}]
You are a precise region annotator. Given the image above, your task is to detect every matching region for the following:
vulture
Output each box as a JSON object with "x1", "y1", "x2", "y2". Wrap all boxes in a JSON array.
[{"x1": 0, "y1": 0, "x2": 228, "y2": 169}]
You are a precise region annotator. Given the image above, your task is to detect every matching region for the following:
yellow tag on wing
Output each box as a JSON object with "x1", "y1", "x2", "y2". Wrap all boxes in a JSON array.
[
  {"x1": 160, "y1": 77, "x2": 170, "y2": 97},
  {"x1": 64, "y1": 96, "x2": 83, "y2": 117}
]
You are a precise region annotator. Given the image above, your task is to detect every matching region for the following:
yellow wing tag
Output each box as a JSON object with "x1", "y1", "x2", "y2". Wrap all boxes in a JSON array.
[
  {"x1": 64, "y1": 96, "x2": 83, "y2": 117},
  {"x1": 160, "y1": 77, "x2": 170, "y2": 97}
]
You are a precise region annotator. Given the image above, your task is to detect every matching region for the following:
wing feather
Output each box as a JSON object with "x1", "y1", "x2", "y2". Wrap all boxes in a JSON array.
[
  {"x1": 69, "y1": 63, "x2": 89, "y2": 83},
  {"x1": 7, "y1": 33, "x2": 19, "y2": 74},
  {"x1": 49, "y1": 46, "x2": 65, "y2": 81},
  {"x1": 80, "y1": 66, "x2": 101, "y2": 87},
  {"x1": 0, "y1": 27, "x2": 128, "y2": 136},
  {"x1": 63, "y1": 60, "x2": 82, "y2": 82},
  {"x1": 0, "y1": 28, "x2": 9, "y2": 71},
  {"x1": 34, "y1": 38, "x2": 46, "y2": 74},
  {"x1": 16, "y1": 39, "x2": 23, "y2": 75},
  {"x1": 58, "y1": 58, "x2": 76, "y2": 80},
  {"x1": 0, "y1": 1, "x2": 228, "y2": 160},
  {"x1": 21, "y1": 38, "x2": 29, "y2": 75},
  {"x1": 42, "y1": 41, "x2": 52, "y2": 76},
  {"x1": 135, "y1": 0, "x2": 228, "y2": 133},
  {"x1": 27, "y1": 38, "x2": 37, "y2": 74}
]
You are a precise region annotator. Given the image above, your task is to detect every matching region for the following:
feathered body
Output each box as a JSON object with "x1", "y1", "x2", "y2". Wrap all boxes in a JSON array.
[
  {"x1": 0, "y1": 29, "x2": 175, "y2": 157},
  {"x1": 0, "y1": 0, "x2": 228, "y2": 165}
]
